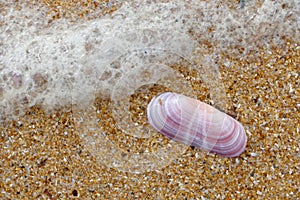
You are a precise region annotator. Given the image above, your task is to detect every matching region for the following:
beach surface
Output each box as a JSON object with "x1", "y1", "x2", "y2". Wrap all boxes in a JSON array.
[{"x1": 0, "y1": 0, "x2": 299, "y2": 199}]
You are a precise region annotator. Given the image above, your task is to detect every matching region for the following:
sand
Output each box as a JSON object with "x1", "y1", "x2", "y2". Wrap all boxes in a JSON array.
[{"x1": 0, "y1": 0, "x2": 299, "y2": 199}]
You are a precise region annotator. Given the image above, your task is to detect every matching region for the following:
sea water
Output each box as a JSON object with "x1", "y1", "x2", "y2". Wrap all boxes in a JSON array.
[
  {"x1": 0, "y1": 0, "x2": 298, "y2": 173},
  {"x1": 0, "y1": 0, "x2": 298, "y2": 120}
]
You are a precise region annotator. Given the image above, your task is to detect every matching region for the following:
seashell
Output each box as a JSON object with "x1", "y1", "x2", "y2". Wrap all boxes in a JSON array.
[{"x1": 147, "y1": 92, "x2": 247, "y2": 157}]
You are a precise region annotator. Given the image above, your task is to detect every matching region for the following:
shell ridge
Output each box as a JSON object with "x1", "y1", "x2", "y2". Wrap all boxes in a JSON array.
[{"x1": 175, "y1": 93, "x2": 201, "y2": 146}]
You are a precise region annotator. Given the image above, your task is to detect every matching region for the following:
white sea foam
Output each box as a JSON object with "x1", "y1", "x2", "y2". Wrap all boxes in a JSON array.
[{"x1": 0, "y1": 0, "x2": 299, "y2": 121}]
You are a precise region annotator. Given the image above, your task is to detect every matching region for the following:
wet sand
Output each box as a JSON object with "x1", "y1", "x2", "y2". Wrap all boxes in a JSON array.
[{"x1": 0, "y1": 1, "x2": 299, "y2": 199}]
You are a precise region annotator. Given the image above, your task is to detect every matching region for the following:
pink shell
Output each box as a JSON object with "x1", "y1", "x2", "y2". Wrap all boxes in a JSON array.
[{"x1": 147, "y1": 92, "x2": 247, "y2": 157}]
